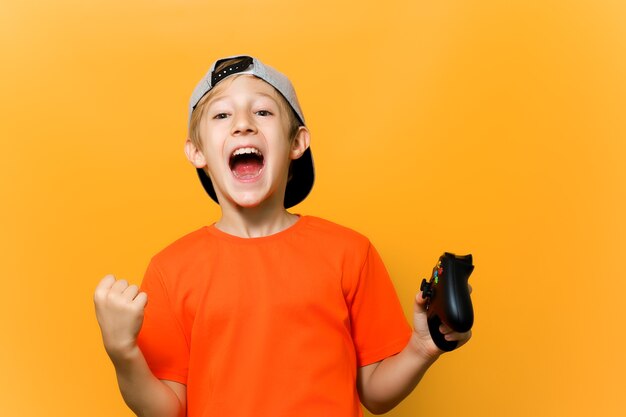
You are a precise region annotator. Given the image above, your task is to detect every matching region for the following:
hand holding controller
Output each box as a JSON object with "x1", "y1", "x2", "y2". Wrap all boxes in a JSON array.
[{"x1": 420, "y1": 253, "x2": 475, "y2": 352}]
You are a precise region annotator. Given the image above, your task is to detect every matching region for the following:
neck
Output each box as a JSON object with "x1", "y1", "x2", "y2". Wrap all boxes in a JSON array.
[{"x1": 216, "y1": 202, "x2": 299, "y2": 238}]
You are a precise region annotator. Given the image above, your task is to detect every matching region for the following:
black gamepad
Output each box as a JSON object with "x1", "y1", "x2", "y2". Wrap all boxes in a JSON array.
[{"x1": 420, "y1": 253, "x2": 475, "y2": 352}]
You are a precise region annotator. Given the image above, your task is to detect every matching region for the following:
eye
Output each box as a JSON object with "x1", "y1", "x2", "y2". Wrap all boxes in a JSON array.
[
  {"x1": 213, "y1": 113, "x2": 229, "y2": 120},
  {"x1": 255, "y1": 110, "x2": 272, "y2": 117}
]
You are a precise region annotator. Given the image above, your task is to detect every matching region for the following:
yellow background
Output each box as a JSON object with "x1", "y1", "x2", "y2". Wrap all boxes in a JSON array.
[{"x1": 1, "y1": 0, "x2": 625, "y2": 416}]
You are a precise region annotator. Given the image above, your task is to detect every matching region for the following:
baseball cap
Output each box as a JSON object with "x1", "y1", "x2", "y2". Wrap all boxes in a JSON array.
[{"x1": 188, "y1": 55, "x2": 314, "y2": 209}]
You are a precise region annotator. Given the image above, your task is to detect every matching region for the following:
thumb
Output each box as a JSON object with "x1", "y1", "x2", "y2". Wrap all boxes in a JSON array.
[{"x1": 415, "y1": 291, "x2": 428, "y2": 312}]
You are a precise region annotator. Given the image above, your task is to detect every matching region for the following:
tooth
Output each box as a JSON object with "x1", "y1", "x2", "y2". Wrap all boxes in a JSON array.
[{"x1": 233, "y1": 147, "x2": 262, "y2": 157}]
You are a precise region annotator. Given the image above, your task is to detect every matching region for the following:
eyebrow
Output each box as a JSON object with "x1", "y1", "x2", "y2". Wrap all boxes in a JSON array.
[{"x1": 207, "y1": 91, "x2": 280, "y2": 108}]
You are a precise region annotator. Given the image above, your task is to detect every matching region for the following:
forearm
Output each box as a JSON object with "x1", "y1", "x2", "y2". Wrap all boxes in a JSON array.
[
  {"x1": 110, "y1": 346, "x2": 185, "y2": 417},
  {"x1": 358, "y1": 284, "x2": 473, "y2": 413},
  {"x1": 358, "y1": 337, "x2": 439, "y2": 414}
]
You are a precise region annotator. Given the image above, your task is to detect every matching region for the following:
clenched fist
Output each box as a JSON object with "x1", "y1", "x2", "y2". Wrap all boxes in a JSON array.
[{"x1": 94, "y1": 274, "x2": 148, "y2": 361}]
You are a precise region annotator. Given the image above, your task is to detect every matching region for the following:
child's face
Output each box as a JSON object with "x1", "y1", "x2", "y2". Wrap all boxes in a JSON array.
[{"x1": 186, "y1": 75, "x2": 308, "y2": 209}]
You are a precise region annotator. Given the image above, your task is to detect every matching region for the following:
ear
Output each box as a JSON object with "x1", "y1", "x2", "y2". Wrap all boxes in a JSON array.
[
  {"x1": 290, "y1": 127, "x2": 311, "y2": 160},
  {"x1": 184, "y1": 138, "x2": 207, "y2": 168}
]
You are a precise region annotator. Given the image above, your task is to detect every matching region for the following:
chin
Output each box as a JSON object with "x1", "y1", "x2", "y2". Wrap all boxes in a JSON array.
[
  {"x1": 236, "y1": 189, "x2": 287, "y2": 210},
  {"x1": 228, "y1": 191, "x2": 269, "y2": 209},
  {"x1": 235, "y1": 199, "x2": 264, "y2": 208},
  {"x1": 219, "y1": 179, "x2": 286, "y2": 210}
]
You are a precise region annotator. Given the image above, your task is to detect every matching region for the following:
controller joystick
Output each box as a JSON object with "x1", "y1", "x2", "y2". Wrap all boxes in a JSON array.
[{"x1": 420, "y1": 252, "x2": 474, "y2": 352}]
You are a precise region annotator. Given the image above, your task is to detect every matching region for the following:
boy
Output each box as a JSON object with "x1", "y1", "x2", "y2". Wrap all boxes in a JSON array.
[{"x1": 94, "y1": 55, "x2": 471, "y2": 417}]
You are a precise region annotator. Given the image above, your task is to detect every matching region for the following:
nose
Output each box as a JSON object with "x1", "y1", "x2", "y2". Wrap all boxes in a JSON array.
[{"x1": 231, "y1": 112, "x2": 257, "y2": 136}]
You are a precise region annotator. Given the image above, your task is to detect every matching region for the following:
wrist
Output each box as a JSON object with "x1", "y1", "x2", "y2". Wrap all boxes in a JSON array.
[
  {"x1": 106, "y1": 341, "x2": 142, "y2": 366},
  {"x1": 407, "y1": 331, "x2": 442, "y2": 364}
]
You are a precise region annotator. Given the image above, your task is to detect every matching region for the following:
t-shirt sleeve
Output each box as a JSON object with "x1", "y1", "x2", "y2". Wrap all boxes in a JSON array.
[
  {"x1": 346, "y1": 242, "x2": 412, "y2": 367},
  {"x1": 136, "y1": 258, "x2": 189, "y2": 384}
]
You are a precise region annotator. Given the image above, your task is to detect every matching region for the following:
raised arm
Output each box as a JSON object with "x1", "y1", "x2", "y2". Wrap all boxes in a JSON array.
[
  {"x1": 356, "y1": 291, "x2": 472, "y2": 414},
  {"x1": 94, "y1": 275, "x2": 186, "y2": 417}
]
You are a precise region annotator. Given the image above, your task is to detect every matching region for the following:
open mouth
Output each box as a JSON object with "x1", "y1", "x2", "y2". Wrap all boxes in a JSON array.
[{"x1": 229, "y1": 147, "x2": 265, "y2": 180}]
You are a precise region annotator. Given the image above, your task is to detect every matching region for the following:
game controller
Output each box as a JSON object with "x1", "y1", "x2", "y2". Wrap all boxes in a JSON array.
[{"x1": 420, "y1": 252, "x2": 475, "y2": 352}]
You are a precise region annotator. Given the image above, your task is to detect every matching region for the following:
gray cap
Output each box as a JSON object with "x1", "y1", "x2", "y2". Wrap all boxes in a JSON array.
[{"x1": 188, "y1": 55, "x2": 314, "y2": 209}]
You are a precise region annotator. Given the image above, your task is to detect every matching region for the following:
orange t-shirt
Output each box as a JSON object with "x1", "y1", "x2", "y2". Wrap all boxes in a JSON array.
[{"x1": 137, "y1": 215, "x2": 411, "y2": 417}]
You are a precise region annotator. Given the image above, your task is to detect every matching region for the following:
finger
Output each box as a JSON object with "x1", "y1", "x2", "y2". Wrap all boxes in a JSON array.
[
  {"x1": 414, "y1": 292, "x2": 429, "y2": 315},
  {"x1": 94, "y1": 275, "x2": 117, "y2": 303},
  {"x1": 415, "y1": 291, "x2": 427, "y2": 306},
  {"x1": 122, "y1": 284, "x2": 139, "y2": 301},
  {"x1": 110, "y1": 279, "x2": 129, "y2": 295},
  {"x1": 468, "y1": 283, "x2": 473, "y2": 294},
  {"x1": 444, "y1": 330, "x2": 472, "y2": 343},
  {"x1": 95, "y1": 274, "x2": 116, "y2": 292},
  {"x1": 133, "y1": 291, "x2": 148, "y2": 308},
  {"x1": 439, "y1": 324, "x2": 453, "y2": 335}
]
